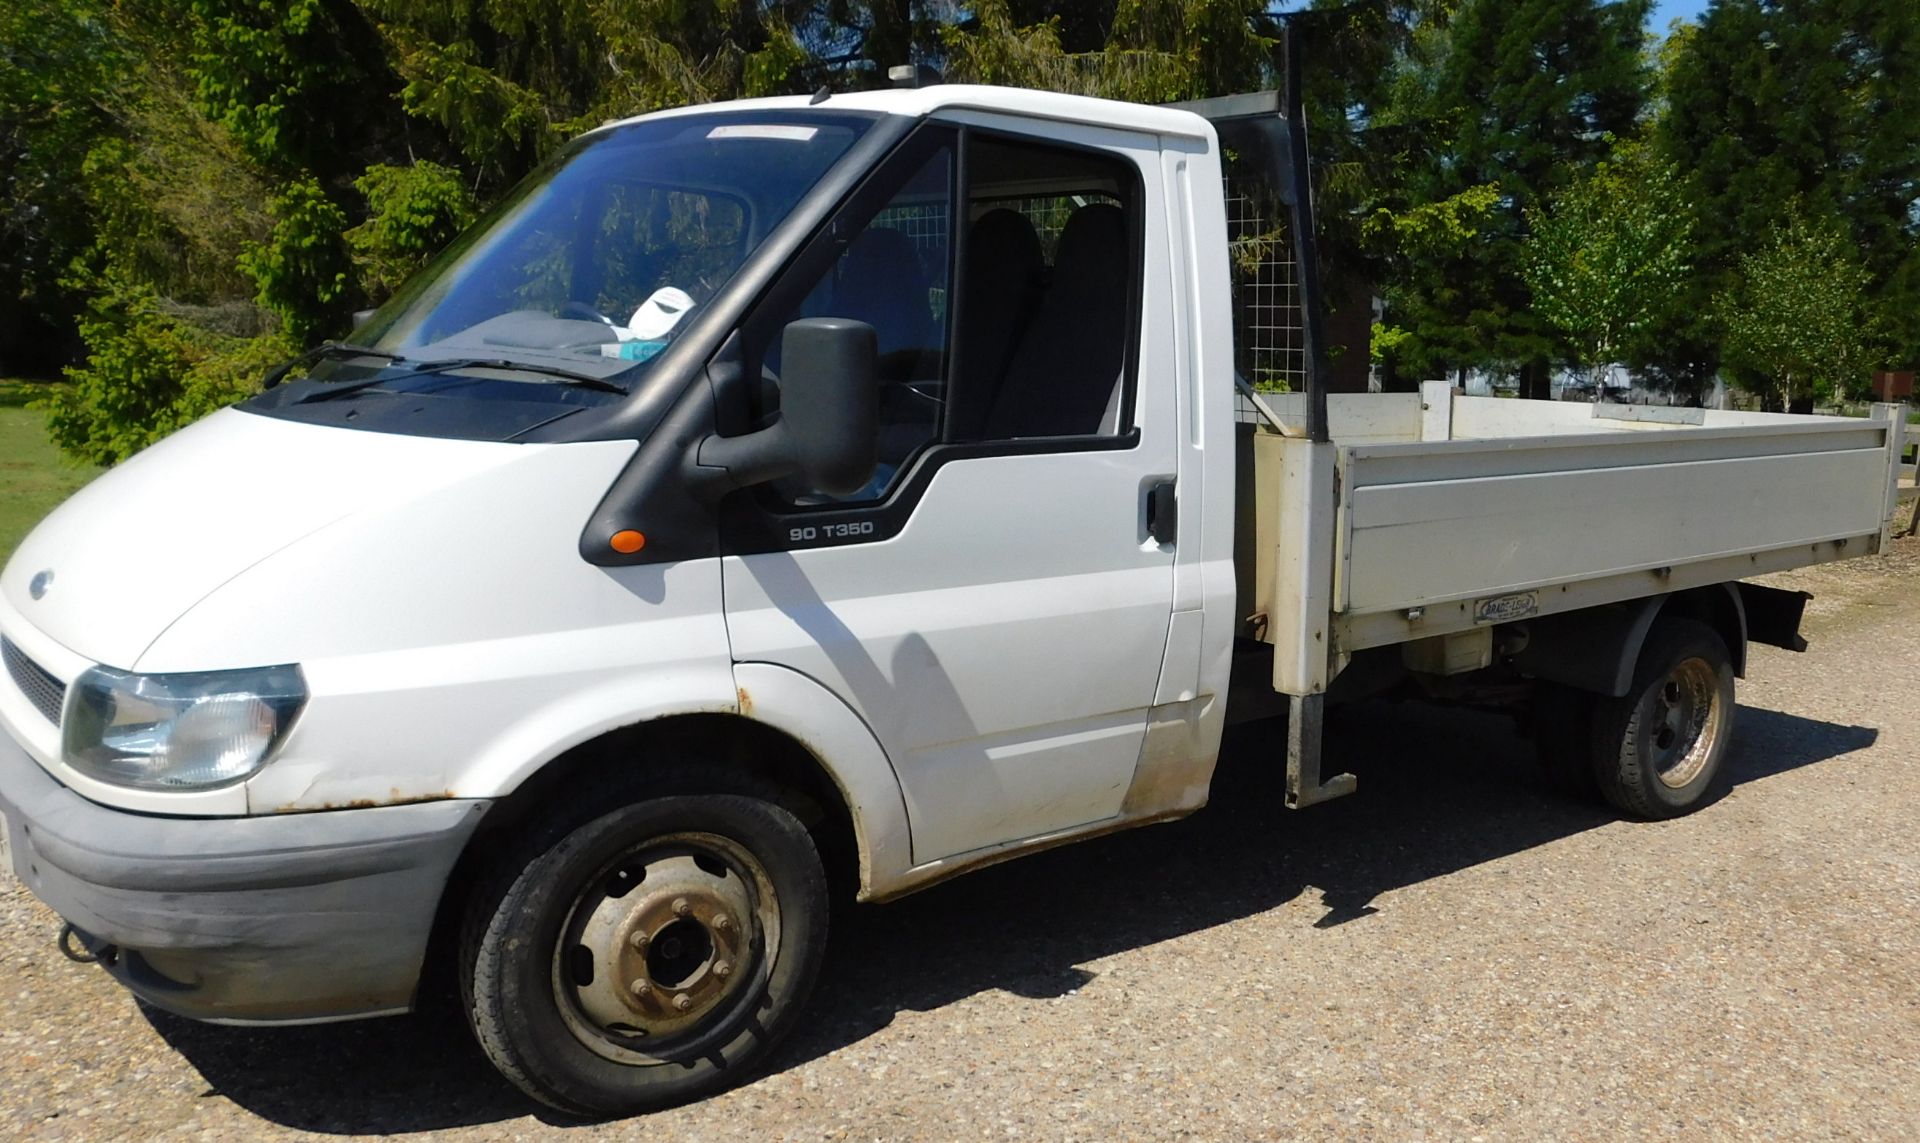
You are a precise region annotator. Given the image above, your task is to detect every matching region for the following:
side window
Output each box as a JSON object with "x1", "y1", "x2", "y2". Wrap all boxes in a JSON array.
[
  {"x1": 948, "y1": 135, "x2": 1138, "y2": 443},
  {"x1": 744, "y1": 129, "x2": 1138, "y2": 512},
  {"x1": 758, "y1": 145, "x2": 953, "y2": 504}
]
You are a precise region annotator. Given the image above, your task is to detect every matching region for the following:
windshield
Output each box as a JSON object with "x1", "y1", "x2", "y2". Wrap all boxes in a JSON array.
[{"x1": 339, "y1": 111, "x2": 876, "y2": 393}]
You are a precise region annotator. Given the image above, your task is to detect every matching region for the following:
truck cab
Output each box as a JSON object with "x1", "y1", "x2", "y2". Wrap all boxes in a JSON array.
[{"x1": 0, "y1": 85, "x2": 1245, "y2": 1114}]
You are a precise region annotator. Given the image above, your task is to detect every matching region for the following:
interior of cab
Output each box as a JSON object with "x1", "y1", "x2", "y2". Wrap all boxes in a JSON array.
[{"x1": 764, "y1": 130, "x2": 1138, "y2": 505}]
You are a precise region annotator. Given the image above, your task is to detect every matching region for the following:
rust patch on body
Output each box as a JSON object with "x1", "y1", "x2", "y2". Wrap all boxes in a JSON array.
[
  {"x1": 273, "y1": 789, "x2": 458, "y2": 814},
  {"x1": 736, "y1": 686, "x2": 752, "y2": 716},
  {"x1": 1120, "y1": 701, "x2": 1218, "y2": 816}
]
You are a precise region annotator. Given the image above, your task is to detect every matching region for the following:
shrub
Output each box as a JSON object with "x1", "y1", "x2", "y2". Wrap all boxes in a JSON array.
[{"x1": 44, "y1": 271, "x2": 293, "y2": 465}]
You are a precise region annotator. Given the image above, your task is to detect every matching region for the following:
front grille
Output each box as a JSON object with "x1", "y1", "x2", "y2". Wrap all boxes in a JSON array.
[{"x1": 2, "y1": 637, "x2": 65, "y2": 726}]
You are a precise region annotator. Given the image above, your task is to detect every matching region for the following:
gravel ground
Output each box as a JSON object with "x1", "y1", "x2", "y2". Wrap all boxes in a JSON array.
[{"x1": 4, "y1": 544, "x2": 1918, "y2": 1141}]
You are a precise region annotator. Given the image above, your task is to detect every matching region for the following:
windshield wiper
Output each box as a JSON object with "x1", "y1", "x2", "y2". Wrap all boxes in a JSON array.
[
  {"x1": 409, "y1": 357, "x2": 629, "y2": 394},
  {"x1": 291, "y1": 357, "x2": 629, "y2": 405},
  {"x1": 262, "y1": 341, "x2": 406, "y2": 389}
]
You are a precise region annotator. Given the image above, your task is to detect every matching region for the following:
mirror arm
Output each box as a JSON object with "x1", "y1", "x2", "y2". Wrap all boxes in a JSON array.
[{"x1": 686, "y1": 426, "x2": 796, "y2": 503}]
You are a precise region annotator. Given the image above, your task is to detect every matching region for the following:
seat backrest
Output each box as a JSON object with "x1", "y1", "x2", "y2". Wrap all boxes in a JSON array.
[
  {"x1": 950, "y1": 208, "x2": 1044, "y2": 440},
  {"x1": 982, "y1": 203, "x2": 1129, "y2": 439}
]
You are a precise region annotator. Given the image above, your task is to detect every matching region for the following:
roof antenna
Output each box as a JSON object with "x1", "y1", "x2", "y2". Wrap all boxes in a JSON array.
[{"x1": 809, "y1": 84, "x2": 831, "y2": 105}]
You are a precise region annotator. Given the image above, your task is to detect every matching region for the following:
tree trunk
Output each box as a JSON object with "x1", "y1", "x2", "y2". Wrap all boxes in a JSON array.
[{"x1": 1519, "y1": 357, "x2": 1550, "y2": 400}]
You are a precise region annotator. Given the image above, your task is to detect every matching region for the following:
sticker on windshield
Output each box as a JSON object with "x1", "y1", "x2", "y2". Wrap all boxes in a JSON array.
[{"x1": 707, "y1": 125, "x2": 818, "y2": 141}]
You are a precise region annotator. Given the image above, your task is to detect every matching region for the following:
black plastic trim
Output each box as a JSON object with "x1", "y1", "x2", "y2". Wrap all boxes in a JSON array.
[
  {"x1": 2, "y1": 637, "x2": 64, "y2": 726},
  {"x1": 719, "y1": 429, "x2": 1142, "y2": 555}
]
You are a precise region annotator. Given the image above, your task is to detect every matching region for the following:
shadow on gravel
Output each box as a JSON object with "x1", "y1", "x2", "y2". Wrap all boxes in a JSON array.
[{"x1": 145, "y1": 698, "x2": 1875, "y2": 1134}]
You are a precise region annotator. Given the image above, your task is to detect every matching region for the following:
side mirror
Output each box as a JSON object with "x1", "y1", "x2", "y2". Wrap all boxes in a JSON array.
[{"x1": 695, "y1": 317, "x2": 878, "y2": 496}]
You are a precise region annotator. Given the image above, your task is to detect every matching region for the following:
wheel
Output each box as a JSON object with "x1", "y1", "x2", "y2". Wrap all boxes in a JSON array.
[
  {"x1": 1589, "y1": 619, "x2": 1735, "y2": 819},
  {"x1": 462, "y1": 787, "x2": 829, "y2": 1117},
  {"x1": 1532, "y1": 682, "x2": 1600, "y2": 799}
]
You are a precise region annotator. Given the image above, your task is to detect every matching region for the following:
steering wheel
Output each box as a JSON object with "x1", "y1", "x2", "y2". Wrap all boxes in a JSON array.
[{"x1": 559, "y1": 300, "x2": 616, "y2": 326}]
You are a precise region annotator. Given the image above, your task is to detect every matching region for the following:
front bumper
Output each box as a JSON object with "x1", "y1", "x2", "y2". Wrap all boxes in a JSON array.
[{"x1": 0, "y1": 728, "x2": 490, "y2": 1024}]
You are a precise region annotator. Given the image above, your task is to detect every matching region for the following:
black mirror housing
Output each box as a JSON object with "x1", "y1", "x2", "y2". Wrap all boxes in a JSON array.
[{"x1": 695, "y1": 317, "x2": 879, "y2": 496}]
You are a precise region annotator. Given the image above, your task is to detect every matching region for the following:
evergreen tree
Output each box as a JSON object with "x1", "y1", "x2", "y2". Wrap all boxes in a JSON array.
[
  {"x1": 1660, "y1": 0, "x2": 1920, "y2": 378},
  {"x1": 1381, "y1": 0, "x2": 1653, "y2": 393},
  {"x1": 0, "y1": 0, "x2": 126, "y2": 372}
]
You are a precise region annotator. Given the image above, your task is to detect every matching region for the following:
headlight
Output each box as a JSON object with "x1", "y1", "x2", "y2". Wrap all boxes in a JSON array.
[{"x1": 62, "y1": 664, "x2": 306, "y2": 791}]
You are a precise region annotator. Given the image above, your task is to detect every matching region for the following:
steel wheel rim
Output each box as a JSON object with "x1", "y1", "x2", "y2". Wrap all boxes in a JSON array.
[
  {"x1": 1649, "y1": 657, "x2": 1723, "y2": 790},
  {"x1": 551, "y1": 830, "x2": 781, "y2": 1066}
]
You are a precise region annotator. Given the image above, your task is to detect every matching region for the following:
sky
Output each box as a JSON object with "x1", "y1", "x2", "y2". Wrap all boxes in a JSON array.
[{"x1": 1651, "y1": 0, "x2": 1714, "y2": 31}]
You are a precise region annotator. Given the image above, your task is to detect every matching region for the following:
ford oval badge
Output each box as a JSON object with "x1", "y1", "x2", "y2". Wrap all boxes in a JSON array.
[{"x1": 28, "y1": 569, "x2": 53, "y2": 600}]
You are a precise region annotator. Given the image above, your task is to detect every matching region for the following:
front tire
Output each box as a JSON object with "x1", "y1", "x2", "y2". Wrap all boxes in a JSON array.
[
  {"x1": 1590, "y1": 619, "x2": 1736, "y2": 819},
  {"x1": 462, "y1": 790, "x2": 828, "y2": 1117}
]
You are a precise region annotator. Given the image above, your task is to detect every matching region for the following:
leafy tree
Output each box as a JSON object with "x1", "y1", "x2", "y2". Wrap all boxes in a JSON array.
[
  {"x1": 0, "y1": 0, "x2": 126, "y2": 372},
  {"x1": 345, "y1": 161, "x2": 477, "y2": 299},
  {"x1": 43, "y1": 269, "x2": 293, "y2": 463},
  {"x1": 185, "y1": 0, "x2": 395, "y2": 179},
  {"x1": 1714, "y1": 210, "x2": 1879, "y2": 411},
  {"x1": 1523, "y1": 144, "x2": 1693, "y2": 391},
  {"x1": 1660, "y1": 0, "x2": 1920, "y2": 380},
  {"x1": 940, "y1": 0, "x2": 1274, "y2": 101},
  {"x1": 236, "y1": 176, "x2": 354, "y2": 344},
  {"x1": 1379, "y1": 0, "x2": 1653, "y2": 393}
]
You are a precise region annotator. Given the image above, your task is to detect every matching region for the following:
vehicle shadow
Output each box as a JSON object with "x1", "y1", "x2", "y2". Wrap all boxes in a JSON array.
[{"x1": 143, "y1": 699, "x2": 1876, "y2": 1133}]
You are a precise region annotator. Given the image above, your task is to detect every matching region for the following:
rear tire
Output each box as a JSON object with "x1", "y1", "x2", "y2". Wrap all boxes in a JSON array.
[
  {"x1": 1590, "y1": 619, "x2": 1735, "y2": 820},
  {"x1": 461, "y1": 786, "x2": 828, "y2": 1117}
]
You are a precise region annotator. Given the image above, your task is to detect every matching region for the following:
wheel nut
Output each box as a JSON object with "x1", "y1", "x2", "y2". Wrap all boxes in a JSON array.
[
  {"x1": 673, "y1": 897, "x2": 692, "y2": 917},
  {"x1": 629, "y1": 979, "x2": 651, "y2": 996},
  {"x1": 629, "y1": 930, "x2": 648, "y2": 951},
  {"x1": 673, "y1": 993, "x2": 693, "y2": 1011},
  {"x1": 712, "y1": 913, "x2": 733, "y2": 932},
  {"x1": 713, "y1": 959, "x2": 732, "y2": 977}
]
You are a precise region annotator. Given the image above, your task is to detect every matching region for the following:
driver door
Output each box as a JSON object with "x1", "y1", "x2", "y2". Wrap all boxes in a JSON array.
[{"x1": 720, "y1": 124, "x2": 1179, "y2": 866}]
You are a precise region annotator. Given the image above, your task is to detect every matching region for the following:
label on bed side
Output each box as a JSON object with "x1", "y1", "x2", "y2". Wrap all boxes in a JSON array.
[{"x1": 1473, "y1": 590, "x2": 1539, "y2": 624}]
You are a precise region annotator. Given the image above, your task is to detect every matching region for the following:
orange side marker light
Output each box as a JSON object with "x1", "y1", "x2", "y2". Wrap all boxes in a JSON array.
[{"x1": 610, "y1": 529, "x2": 647, "y2": 554}]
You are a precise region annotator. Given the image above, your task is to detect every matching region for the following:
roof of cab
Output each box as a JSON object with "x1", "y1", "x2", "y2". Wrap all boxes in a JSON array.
[{"x1": 595, "y1": 84, "x2": 1216, "y2": 144}]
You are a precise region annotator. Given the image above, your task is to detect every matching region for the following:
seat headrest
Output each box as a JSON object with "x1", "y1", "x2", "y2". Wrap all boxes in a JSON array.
[
  {"x1": 1052, "y1": 203, "x2": 1126, "y2": 284},
  {"x1": 968, "y1": 209, "x2": 1043, "y2": 281}
]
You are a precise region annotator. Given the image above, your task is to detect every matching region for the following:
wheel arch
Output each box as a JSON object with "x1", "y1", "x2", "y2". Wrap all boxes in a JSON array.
[
  {"x1": 417, "y1": 671, "x2": 912, "y2": 1013},
  {"x1": 1513, "y1": 584, "x2": 1748, "y2": 698},
  {"x1": 441, "y1": 662, "x2": 910, "y2": 908},
  {"x1": 1658, "y1": 584, "x2": 1748, "y2": 679}
]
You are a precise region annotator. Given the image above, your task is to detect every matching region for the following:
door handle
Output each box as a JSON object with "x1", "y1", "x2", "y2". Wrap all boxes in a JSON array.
[{"x1": 1147, "y1": 480, "x2": 1177, "y2": 545}]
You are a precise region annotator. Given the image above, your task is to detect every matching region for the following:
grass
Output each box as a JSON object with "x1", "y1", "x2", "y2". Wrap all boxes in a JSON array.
[{"x1": 0, "y1": 380, "x2": 101, "y2": 569}]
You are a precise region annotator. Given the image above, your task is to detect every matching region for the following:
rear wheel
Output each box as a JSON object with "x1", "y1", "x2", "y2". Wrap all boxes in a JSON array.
[
  {"x1": 462, "y1": 788, "x2": 828, "y2": 1117},
  {"x1": 1590, "y1": 619, "x2": 1735, "y2": 819}
]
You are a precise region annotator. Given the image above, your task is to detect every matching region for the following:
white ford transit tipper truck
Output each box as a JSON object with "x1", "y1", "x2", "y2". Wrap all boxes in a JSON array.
[{"x1": 0, "y1": 61, "x2": 1907, "y2": 1115}]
